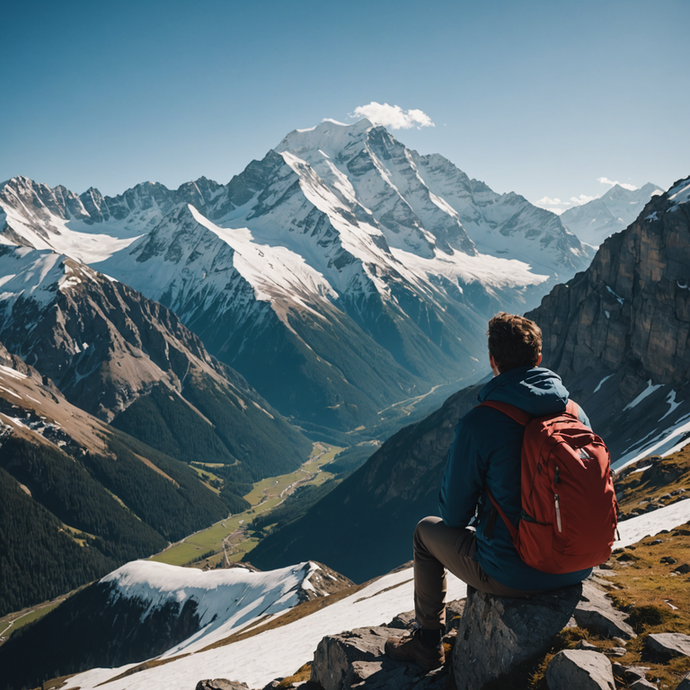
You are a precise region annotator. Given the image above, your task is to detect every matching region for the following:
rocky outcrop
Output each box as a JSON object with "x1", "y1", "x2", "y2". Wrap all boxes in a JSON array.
[
  {"x1": 309, "y1": 602, "x2": 464, "y2": 690},
  {"x1": 452, "y1": 584, "x2": 582, "y2": 690},
  {"x1": 572, "y1": 580, "x2": 636, "y2": 639},
  {"x1": 545, "y1": 649, "x2": 616, "y2": 690},
  {"x1": 646, "y1": 632, "x2": 690, "y2": 658},
  {"x1": 297, "y1": 572, "x2": 690, "y2": 690}
]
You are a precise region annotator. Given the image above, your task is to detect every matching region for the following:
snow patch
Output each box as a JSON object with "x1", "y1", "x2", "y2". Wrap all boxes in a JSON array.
[
  {"x1": 623, "y1": 380, "x2": 661, "y2": 412},
  {"x1": 659, "y1": 390, "x2": 683, "y2": 422},
  {"x1": 0, "y1": 365, "x2": 27, "y2": 380},
  {"x1": 593, "y1": 374, "x2": 613, "y2": 394},
  {"x1": 606, "y1": 285, "x2": 624, "y2": 306}
]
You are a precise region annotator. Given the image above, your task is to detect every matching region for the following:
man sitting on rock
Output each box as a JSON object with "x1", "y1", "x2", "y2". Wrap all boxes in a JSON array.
[{"x1": 385, "y1": 312, "x2": 594, "y2": 671}]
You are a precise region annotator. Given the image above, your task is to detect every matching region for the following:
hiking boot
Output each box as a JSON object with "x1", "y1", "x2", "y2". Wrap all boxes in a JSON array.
[{"x1": 384, "y1": 628, "x2": 445, "y2": 671}]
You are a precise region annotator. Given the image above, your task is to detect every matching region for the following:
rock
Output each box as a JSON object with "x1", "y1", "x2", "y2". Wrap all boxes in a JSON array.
[
  {"x1": 311, "y1": 626, "x2": 389, "y2": 690},
  {"x1": 452, "y1": 583, "x2": 582, "y2": 690},
  {"x1": 310, "y1": 626, "x2": 449, "y2": 690},
  {"x1": 676, "y1": 671, "x2": 690, "y2": 689},
  {"x1": 387, "y1": 611, "x2": 415, "y2": 630},
  {"x1": 616, "y1": 665, "x2": 651, "y2": 682},
  {"x1": 604, "y1": 647, "x2": 628, "y2": 657},
  {"x1": 661, "y1": 556, "x2": 678, "y2": 565},
  {"x1": 573, "y1": 580, "x2": 637, "y2": 639},
  {"x1": 646, "y1": 633, "x2": 690, "y2": 658},
  {"x1": 577, "y1": 640, "x2": 599, "y2": 650},
  {"x1": 195, "y1": 681, "x2": 250, "y2": 690},
  {"x1": 613, "y1": 637, "x2": 628, "y2": 647},
  {"x1": 444, "y1": 599, "x2": 465, "y2": 631},
  {"x1": 673, "y1": 564, "x2": 690, "y2": 574},
  {"x1": 545, "y1": 650, "x2": 615, "y2": 690},
  {"x1": 630, "y1": 679, "x2": 658, "y2": 689}
]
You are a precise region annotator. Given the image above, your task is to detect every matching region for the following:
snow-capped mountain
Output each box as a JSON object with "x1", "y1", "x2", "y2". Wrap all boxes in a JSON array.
[
  {"x1": 560, "y1": 182, "x2": 663, "y2": 247},
  {"x1": 0, "y1": 559, "x2": 351, "y2": 689},
  {"x1": 0, "y1": 244, "x2": 311, "y2": 494},
  {"x1": 0, "y1": 120, "x2": 593, "y2": 431}
]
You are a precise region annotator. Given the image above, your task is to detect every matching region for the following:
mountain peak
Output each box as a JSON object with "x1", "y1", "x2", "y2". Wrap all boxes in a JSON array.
[{"x1": 276, "y1": 118, "x2": 374, "y2": 158}]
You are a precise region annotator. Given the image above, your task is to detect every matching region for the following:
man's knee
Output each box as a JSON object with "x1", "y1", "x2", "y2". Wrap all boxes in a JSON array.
[{"x1": 414, "y1": 516, "x2": 443, "y2": 552}]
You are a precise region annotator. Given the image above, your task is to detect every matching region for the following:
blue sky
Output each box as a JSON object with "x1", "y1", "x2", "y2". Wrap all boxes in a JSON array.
[{"x1": 2, "y1": 0, "x2": 688, "y2": 212}]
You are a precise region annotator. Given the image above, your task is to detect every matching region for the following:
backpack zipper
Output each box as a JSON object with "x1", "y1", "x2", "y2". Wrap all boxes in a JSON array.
[{"x1": 554, "y1": 493, "x2": 562, "y2": 532}]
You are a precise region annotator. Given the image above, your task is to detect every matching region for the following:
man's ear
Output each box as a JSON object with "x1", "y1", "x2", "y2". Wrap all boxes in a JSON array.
[
  {"x1": 536, "y1": 353, "x2": 543, "y2": 367},
  {"x1": 489, "y1": 354, "x2": 500, "y2": 377}
]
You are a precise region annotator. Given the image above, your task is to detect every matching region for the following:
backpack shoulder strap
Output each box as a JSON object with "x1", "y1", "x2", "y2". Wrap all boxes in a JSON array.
[{"x1": 478, "y1": 400, "x2": 531, "y2": 426}]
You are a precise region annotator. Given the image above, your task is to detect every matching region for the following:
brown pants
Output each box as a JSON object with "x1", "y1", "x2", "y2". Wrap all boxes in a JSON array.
[{"x1": 414, "y1": 516, "x2": 536, "y2": 629}]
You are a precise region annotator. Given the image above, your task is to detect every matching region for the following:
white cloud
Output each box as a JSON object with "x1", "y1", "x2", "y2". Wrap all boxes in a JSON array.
[
  {"x1": 535, "y1": 196, "x2": 564, "y2": 206},
  {"x1": 533, "y1": 194, "x2": 596, "y2": 215},
  {"x1": 349, "y1": 102, "x2": 435, "y2": 130},
  {"x1": 598, "y1": 177, "x2": 638, "y2": 191},
  {"x1": 570, "y1": 194, "x2": 596, "y2": 205}
]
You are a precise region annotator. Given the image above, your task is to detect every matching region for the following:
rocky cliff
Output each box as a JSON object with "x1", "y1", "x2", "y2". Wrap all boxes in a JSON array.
[{"x1": 527, "y1": 175, "x2": 690, "y2": 465}]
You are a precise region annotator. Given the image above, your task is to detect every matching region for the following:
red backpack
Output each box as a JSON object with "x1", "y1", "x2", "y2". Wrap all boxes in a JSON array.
[{"x1": 480, "y1": 399, "x2": 618, "y2": 574}]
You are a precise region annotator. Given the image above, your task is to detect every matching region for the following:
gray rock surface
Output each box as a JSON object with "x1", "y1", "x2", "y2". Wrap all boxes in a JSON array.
[
  {"x1": 646, "y1": 632, "x2": 690, "y2": 658},
  {"x1": 546, "y1": 650, "x2": 615, "y2": 690},
  {"x1": 309, "y1": 625, "x2": 449, "y2": 690},
  {"x1": 195, "y1": 681, "x2": 249, "y2": 690},
  {"x1": 452, "y1": 584, "x2": 582, "y2": 690},
  {"x1": 573, "y1": 580, "x2": 637, "y2": 639}
]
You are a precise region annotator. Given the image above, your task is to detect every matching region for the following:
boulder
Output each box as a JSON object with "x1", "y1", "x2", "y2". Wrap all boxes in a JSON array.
[
  {"x1": 309, "y1": 625, "x2": 449, "y2": 690},
  {"x1": 452, "y1": 584, "x2": 582, "y2": 690},
  {"x1": 646, "y1": 632, "x2": 690, "y2": 658},
  {"x1": 545, "y1": 650, "x2": 615, "y2": 690},
  {"x1": 611, "y1": 663, "x2": 650, "y2": 683},
  {"x1": 573, "y1": 580, "x2": 636, "y2": 639}
]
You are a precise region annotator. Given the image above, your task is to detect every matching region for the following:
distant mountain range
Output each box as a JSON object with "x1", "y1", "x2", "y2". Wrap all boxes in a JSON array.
[
  {"x1": 0, "y1": 119, "x2": 593, "y2": 432},
  {"x1": 560, "y1": 182, "x2": 663, "y2": 247},
  {"x1": 246, "y1": 175, "x2": 690, "y2": 582}
]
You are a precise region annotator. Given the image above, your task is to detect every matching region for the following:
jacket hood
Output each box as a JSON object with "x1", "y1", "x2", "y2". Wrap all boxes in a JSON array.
[{"x1": 476, "y1": 366, "x2": 569, "y2": 417}]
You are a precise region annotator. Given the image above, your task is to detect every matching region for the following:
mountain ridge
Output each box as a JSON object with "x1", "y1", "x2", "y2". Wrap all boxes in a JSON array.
[{"x1": 0, "y1": 120, "x2": 594, "y2": 431}]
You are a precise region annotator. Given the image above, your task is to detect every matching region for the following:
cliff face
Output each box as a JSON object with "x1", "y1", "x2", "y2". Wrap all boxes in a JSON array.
[
  {"x1": 530, "y1": 177, "x2": 690, "y2": 388},
  {"x1": 527, "y1": 176, "x2": 690, "y2": 464}
]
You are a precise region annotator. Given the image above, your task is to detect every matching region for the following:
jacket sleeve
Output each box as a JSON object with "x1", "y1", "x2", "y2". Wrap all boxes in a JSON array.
[{"x1": 438, "y1": 414, "x2": 487, "y2": 528}]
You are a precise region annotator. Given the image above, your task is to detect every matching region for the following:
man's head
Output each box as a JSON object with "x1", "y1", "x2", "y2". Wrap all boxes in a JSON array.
[{"x1": 487, "y1": 312, "x2": 542, "y2": 375}]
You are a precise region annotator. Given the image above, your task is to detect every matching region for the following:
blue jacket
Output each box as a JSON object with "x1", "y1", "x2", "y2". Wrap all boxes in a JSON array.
[{"x1": 439, "y1": 366, "x2": 592, "y2": 591}]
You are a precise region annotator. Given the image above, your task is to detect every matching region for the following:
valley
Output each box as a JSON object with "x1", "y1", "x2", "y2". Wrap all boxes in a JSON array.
[
  {"x1": 0, "y1": 442, "x2": 344, "y2": 645},
  {"x1": 151, "y1": 442, "x2": 342, "y2": 568}
]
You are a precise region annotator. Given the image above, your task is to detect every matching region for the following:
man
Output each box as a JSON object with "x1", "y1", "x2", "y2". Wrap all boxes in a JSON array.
[{"x1": 385, "y1": 312, "x2": 593, "y2": 671}]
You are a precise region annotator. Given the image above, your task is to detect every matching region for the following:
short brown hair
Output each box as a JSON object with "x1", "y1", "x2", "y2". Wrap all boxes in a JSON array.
[{"x1": 487, "y1": 312, "x2": 542, "y2": 373}]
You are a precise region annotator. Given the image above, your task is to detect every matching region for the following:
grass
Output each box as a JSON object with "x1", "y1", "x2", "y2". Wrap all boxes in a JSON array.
[
  {"x1": 616, "y1": 447, "x2": 690, "y2": 518},
  {"x1": 150, "y1": 442, "x2": 341, "y2": 568}
]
